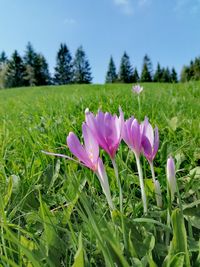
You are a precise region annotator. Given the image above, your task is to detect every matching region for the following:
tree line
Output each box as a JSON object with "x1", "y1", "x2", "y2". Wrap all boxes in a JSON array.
[
  {"x1": 0, "y1": 43, "x2": 92, "y2": 89},
  {"x1": 180, "y1": 57, "x2": 200, "y2": 82},
  {"x1": 105, "y1": 53, "x2": 178, "y2": 83},
  {"x1": 3, "y1": 41, "x2": 200, "y2": 89}
]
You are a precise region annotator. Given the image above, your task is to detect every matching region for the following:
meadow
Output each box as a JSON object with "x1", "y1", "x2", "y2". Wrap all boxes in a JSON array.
[{"x1": 0, "y1": 83, "x2": 200, "y2": 266}]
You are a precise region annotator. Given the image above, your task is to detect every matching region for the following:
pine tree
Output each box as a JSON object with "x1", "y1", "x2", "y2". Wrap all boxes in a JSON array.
[
  {"x1": 34, "y1": 54, "x2": 51, "y2": 85},
  {"x1": 171, "y1": 67, "x2": 178, "y2": 83},
  {"x1": 180, "y1": 57, "x2": 200, "y2": 82},
  {"x1": 140, "y1": 54, "x2": 153, "y2": 82},
  {"x1": 0, "y1": 51, "x2": 7, "y2": 69},
  {"x1": 189, "y1": 60, "x2": 195, "y2": 80},
  {"x1": 180, "y1": 66, "x2": 190, "y2": 82},
  {"x1": 154, "y1": 63, "x2": 162, "y2": 82},
  {"x1": 193, "y1": 57, "x2": 200, "y2": 80},
  {"x1": 118, "y1": 52, "x2": 133, "y2": 83},
  {"x1": 54, "y1": 43, "x2": 73, "y2": 85},
  {"x1": 161, "y1": 67, "x2": 171, "y2": 83},
  {"x1": 24, "y1": 42, "x2": 50, "y2": 86},
  {"x1": 105, "y1": 56, "x2": 117, "y2": 83},
  {"x1": 73, "y1": 46, "x2": 92, "y2": 84},
  {"x1": 5, "y1": 50, "x2": 25, "y2": 88},
  {"x1": 24, "y1": 42, "x2": 37, "y2": 67},
  {"x1": 24, "y1": 42, "x2": 37, "y2": 86},
  {"x1": 131, "y1": 68, "x2": 140, "y2": 83}
]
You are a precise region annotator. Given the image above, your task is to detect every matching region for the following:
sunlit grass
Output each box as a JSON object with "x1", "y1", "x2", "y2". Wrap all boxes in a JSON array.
[{"x1": 0, "y1": 82, "x2": 200, "y2": 266}]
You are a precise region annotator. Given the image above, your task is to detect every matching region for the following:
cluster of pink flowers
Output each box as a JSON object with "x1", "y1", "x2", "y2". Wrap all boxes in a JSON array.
[{"x1": 44, "y1": 85, "x2": 176, "y2": 213}]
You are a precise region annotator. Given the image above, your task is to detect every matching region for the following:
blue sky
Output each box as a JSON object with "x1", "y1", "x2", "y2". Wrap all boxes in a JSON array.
[{"x1": 0, "y1": 0, "x2": 200, "y2": 83}]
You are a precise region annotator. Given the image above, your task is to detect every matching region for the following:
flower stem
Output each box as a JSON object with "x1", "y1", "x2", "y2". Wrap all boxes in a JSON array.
[
  {"x1": 149, "y1": 161, "x2": 156, "y2": 184},
  {"x1": 135, "y1": 154, "x2": 147, "y2": 214},
  {"x1": 137, "y1": 95, "x2": 141, "y2": 118},
  {"x1": 111, "y1": 158, "x2": 123, "y2": 214},
  {"x1": 166, "y1": 182, "x2": 172, "y2": 246},
  {"x1": 96, "y1": 172, "x2": 114, "y2": 211},
  {"x1": 149, "y1": 161, "x2": 162, "y2": 208},
  {"x1": 111, "y1": 158, "x2": 128, "y2": 251},
  {"x1": 166, "y1": 210, "x2": 171, "y2": 246}
]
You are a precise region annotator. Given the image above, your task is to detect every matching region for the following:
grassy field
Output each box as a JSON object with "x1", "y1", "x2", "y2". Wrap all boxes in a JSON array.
[{"x1": 0, "y1": 83, "x2": 200, "y2": 266}]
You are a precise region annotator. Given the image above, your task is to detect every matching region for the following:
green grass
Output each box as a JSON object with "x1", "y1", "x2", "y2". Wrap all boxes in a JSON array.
[{"x1": 0, "y1": 83, "x2": 200, "y2": 266}]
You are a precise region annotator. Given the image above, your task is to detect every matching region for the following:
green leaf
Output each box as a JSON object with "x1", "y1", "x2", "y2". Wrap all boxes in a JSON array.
[
  {"x1": 195, "y1": 239, "x2": 200, "y2": 266},
  {"x1": 131, "y1": 258, "x2": 143, "y2": 267},
  {"x1": 145, "y1": 179, "x2": 154, "y2": 195},
  {"x1": 62, "y1": 178, "x2": 87, "y2": 224},
  {"x1": 170, "y1": 253, "x2": 185, "y2": 267},
  {"x1": 183, "y1": 202, "x2": 200, "y2": 229},
  {"x1": 163, "y1": 209, "x2": 190, "y2": 267},
  {"x1": 171, "y1": 209, "x2": 188, "y2": 254},
  {"x1": 128, "y1": 230, "x2": 138, "y2": 258},
  {"x1": 39, "y1": 193, "x2": 61, "y2": 266},
  {"x1": 132, "y1": 218, "x2": 171, "y2": 232},
  {"x1": 185, "y1": 214, "x2": 200, "y2": 229},
  {"x1": 72, "y1": 232, "x2": 84, "y2": 267}
]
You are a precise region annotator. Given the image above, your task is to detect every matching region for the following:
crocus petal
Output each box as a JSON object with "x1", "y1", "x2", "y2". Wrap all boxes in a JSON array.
[
  {"x1": 85, "y1": 112, "x2": 96, "y2": 135},
  {"x1": 152, "y1": 127, "x2": 159, "y2": 159},
  {"x1": 114, "y1": 115, "x2": 121, "y2": 142},
  {"x1": 95, "y1": 111, "x2": 109, "y2": 151},
  {"x1": 144, "y1": 122, "x2": 154, "y2": 147},
  {"x1": 141, "y1": 118, "x2": 159, "y2": 162},
  {"x1": 122, "y1": 117, "x2": 134, "y2": 148},
  {"x1": 131, "y1": 119, "x2": 142, "y2": 155},
  {"x1": 41, "y1": 150, "x2": 85, "y2": 166},
  {"x1": 86, "y1": 108, "x2": 124, "y2": 159},
  {"x1": 104, "y1": 112, "x2": 114, "y2": 142},
  {"x1": 104, "y1": 113, "x2": 120, "y2": 157},
  {"x1": 97, "y1": 158, "x2": 109, "y2": 188},
  {"x1": 118, "y1": 106, "x2": 124, "y2": 139},
  {"x1": 86, "y1": 111, "x2": 108, "y2": 152},
  {"x1": 82, "y1": 123, "x2": 99, "y2": 166},
  {"x1": 42, "y1": 150, "x2": 77, "y2": 162},
  {"x1": 85, "y1": 107, "x2": 89, "y2": 114},
  {"x1": 133, "y1": 85, "x2": 143, "y2": 94},
  {"x1": 141, "y1": 116, "x2": 149, "y2": 135},
  {"x1": 142, "y1": 136, "x2": 153, "y2": 161},
  {"x1": 67, "y1": 132, "x2": 92, "y2": 169},
  {"x1": 96, "y1": 110, "x2": 106, "y2": 138}
]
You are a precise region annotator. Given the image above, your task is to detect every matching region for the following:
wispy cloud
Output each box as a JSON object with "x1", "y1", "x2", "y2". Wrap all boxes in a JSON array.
[
  {"x1": 174, "y1": 0, "x2": 200, "y2": 15},
  {"x1": 113, "y1": 0, "x2": 150, "y2": 15},
  {"x1": 138, "y1": 0, "x2": 150, "y2": 7},
  {"x1": 113, "y1": 0, "x2": 133, "y2": 15},
  {"x1": 63, "y1": 18, "x2": 76, "y2": 25}
]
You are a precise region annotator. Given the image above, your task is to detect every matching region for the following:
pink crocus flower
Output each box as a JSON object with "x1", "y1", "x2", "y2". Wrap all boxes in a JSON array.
[
  {"x1": 43, "y1": 123, "x2": 114, "y2": 209},
  {"x1": 67, "y1": 123, "x2": 99, "y2": 171},
  {"x1": 141, "y1": 117, "x2": 161, "y2": 207},
  {"x1": 122, "y1": 117, "x2": 147, "y2": 213},
  {"x1": 85, "y1": 108, "x2": 124, "y2": 159},
  {"x1": 132, "y1": 85, "x2": 143, "y2": 94},
  {"x1": 167, "y1": 156, "x2": 176, "y2": 200},
  {"x1": 122, "y1": 117, "x2": 143, "y2": 157},
  {"x1": 141, "y1": 117, "x2": 159, "y2": 163}
]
